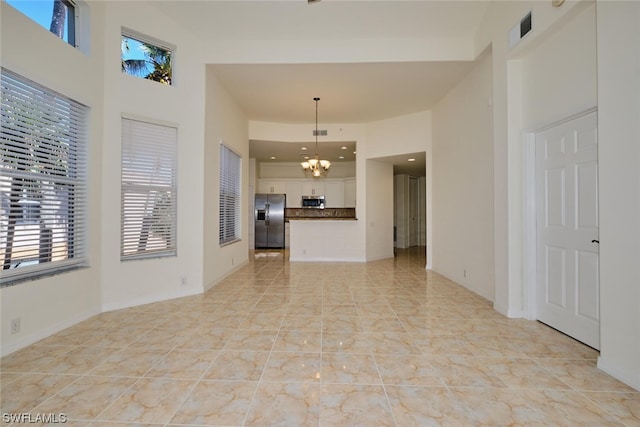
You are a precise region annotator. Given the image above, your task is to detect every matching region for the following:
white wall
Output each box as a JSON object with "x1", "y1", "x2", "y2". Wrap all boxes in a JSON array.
[
  {"x1": 475, "y1": 0, "x2": 596, "y2": 316},
  {"x1": 365, "y1": 111, "x2": 432, "y2": 265},
  {"x1": 250, "y1": 121, "x2": 364, "y2": 143},
  {"x1": 203, "y1": 69, "x2": 250, "y2": 289},
  {"x1": 518, "y1": 3, "x2": 597, "y2": 321},
  {"x1": 365, "y1": 111, "x2": 431, "y2": 159},
  {"x1": 365, "y1": 160, "x2": 394, "y2": 261},
  {"x1": 595, "y1": 0, "x2": 640, "y2": 391},
  {"x1": 0, "y1": 2, "x2": 105, "y2": 355},
  {"x1": 521, "y1": 4, "x2": 597, "y2": 129},
  {"x1": 258, "y1": 162, "x2": 355, "y2": 179},
  {"x1": 432, "y1": 49, "x2": 495, "y2": 302},
  {"x1": 100, "y1": 2, "x2": 206, "y2": 310}
]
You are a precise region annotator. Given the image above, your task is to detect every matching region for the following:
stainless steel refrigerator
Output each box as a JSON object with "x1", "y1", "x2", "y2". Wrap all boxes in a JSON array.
[{"x1": 254, "y1": 193, "x2": 286, "y2": 249}]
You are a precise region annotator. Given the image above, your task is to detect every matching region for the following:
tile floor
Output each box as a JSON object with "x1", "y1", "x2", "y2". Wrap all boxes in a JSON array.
[{"x1": 2, "y1": 248, "x2": 640, "y2": 426}]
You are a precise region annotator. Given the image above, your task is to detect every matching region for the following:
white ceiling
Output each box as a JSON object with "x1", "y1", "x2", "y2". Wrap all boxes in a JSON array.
[
  {"x1": 152, "y1": 1, "x2": 490, "y2": 44},
  {"x1": 151, "y1": 1, "x2": 490, "y2": 175},
  {"x1": 208, "y1": 61, "x2": 476, "y2": 124}
]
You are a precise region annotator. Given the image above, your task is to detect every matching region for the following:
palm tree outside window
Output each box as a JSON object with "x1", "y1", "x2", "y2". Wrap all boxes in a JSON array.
[
  {"x1": 121, "y1": 32, "x2": 173, "y2": 86},
  {"x1": 5, "y1": 0, "x2": 76, "y2": 47}
]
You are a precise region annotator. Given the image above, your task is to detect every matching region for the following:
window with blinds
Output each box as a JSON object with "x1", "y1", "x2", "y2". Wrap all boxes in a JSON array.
[
  {"x1": 219, "y1": 144, "x2": 241, "y2": 246},
  {"x1": 121, "y1": 118, "x2": 177, "y2": 260},
  {"x1": 0, "y1": 68, "x2": 88, "y2": 285}
]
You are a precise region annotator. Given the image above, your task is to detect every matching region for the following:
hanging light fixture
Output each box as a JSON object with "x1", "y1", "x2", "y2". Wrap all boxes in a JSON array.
[{"x1": 301, "y1": 97, "x2": 330, "y2": 178}]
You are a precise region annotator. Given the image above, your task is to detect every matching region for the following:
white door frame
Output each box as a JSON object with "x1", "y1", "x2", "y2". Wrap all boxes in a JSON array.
[{"x1": 523, "y1": 107, "x2": 598, "y2": 320}]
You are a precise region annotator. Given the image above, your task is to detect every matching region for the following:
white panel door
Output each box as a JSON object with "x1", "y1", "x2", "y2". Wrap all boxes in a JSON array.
[{"x1": 536, "y1": 111, "x2": 599, "y2": 349}]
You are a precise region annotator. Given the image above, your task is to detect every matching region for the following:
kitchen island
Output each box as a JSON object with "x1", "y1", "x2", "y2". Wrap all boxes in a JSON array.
[{"x1": 286, "y1": 208, "x2": 363, "y2": 262}]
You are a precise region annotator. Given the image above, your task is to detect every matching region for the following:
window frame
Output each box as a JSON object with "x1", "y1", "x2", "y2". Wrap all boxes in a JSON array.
[
  {"x1": 121, "y1": 28, "x2": 174, "y2": 86},
  {"x1": 219, "y1": 143, "x2": 242, "y2": 246},
  {"x1": 5, "y1": 0, "x2": 79, "y2": 48},
  {"x1": 120, "y1": 116, "x2": 178, "y2": 261},
  {"x1": 0, "y1": 68, "x2": 89, "y2": 286}
]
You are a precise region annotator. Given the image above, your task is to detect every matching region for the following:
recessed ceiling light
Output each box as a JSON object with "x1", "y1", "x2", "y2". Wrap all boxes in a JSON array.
[
  {"x1": 408, "y1": 158, "x2": 416, "y2": 162},
  {"x1": 341, "y1": 146, "x2": 348, "y2": 150},
  {"x1": 303, "y1": 156, "x2": 309, "y2": 160},
  {"x1": 353, "y1": 151, "x2": 356, "y2": 154},
  {"x1": 301, "y1": 147, "x2": 308, "y2": 151},
  {"x1": 339, "y1": 156, "x2": 344, "y2": 159},
  {"x1": 270, "y1": 156, "x2": 276, "y2": 160}
]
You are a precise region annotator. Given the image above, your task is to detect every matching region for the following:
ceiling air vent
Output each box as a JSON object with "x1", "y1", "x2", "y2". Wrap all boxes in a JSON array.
[
  {"x1": 508, "y1": 11, "x2": 533, "y2": 49},
  {"x1": 313, "y1": 130, "x2": 327, "y2": 136}
]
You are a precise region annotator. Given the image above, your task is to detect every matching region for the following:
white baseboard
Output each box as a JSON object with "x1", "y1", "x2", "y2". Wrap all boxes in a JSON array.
[
  {"x1": 1, "y1": 308, "x2": 99, "y2": 357},
  {"x1": 101, "y1": 287, "x2": 203, "y2": 313},
  {"x1": 597, "y1": 356, "x2": 640, "y2": 392},
  {"x1": 204, "y1": 259, "x2": 249, "y2": 292},
  {"x1": 432, "y1": 267, "x2": 495, "y2": 305}
]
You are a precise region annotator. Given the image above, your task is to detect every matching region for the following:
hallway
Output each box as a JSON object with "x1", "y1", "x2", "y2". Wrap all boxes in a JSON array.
[{"x1": 1, "y1": 249, "x2": 638, "y2": 426}]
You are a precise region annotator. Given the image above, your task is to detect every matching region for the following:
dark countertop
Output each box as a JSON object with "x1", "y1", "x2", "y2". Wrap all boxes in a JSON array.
[
  {"x1": 285, "y1": 207, "x2": 356, "y2": 221},
  {"x1": 288, "y1": 217, "x2": 357, "y2": 221}
]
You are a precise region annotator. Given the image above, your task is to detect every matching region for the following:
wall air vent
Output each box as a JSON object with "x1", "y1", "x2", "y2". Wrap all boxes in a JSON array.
[
  {"x1": 508, "y1": 11, "x2": 533, "y2": 49},
  {"x1": 313, "y1": 130, "x2": 328, "y2": 136}
]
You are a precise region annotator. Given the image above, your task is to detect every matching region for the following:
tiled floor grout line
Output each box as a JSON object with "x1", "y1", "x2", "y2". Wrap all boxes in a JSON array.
[
  {"x1": 162, "y1": 345, "x2": 219, "y2": 427},
  {"x1": 239, "y1": 270, "x2": 286, "y2": 427},
  {"x1": 88, "y1": 343, "x2": 178, "y2": 424}
]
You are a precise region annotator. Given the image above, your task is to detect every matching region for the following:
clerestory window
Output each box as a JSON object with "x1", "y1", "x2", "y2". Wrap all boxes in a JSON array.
[
  {"x1": 121, "y1": 29, "x2": 173, "y2": 86},
  {"x1": 5, "y1": 0, "x2": 78, "y2": 47}
]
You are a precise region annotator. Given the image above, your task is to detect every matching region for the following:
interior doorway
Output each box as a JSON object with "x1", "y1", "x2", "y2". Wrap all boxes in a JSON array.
[
  {"x1": 526, "y1": 109, "x2": 600, "y2": 350},
  {"x1": 394, "y1": 174, "x2": 426, "y2": 251}
]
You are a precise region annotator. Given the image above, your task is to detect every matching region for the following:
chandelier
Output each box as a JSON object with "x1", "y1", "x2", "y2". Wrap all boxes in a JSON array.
[{"x1": 301, "y1": 97, "x2": 330, "y2": 178}]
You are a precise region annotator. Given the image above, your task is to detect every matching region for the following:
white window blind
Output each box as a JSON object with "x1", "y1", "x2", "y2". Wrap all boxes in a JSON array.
[
  {"x1": 121, "y1": 118, "x2": 177, "y2": 260},
  {"x1": 0, "y1": 68, "x2": 88, "y2": 284},
  {"x1": 219, "y1": 144, "x2": 241, "y2": 245}
]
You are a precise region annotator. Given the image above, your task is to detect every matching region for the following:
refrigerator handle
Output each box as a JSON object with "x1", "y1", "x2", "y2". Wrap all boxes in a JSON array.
[{"x1": 265, "y1": 203, "x2": 270, "y2": 226}]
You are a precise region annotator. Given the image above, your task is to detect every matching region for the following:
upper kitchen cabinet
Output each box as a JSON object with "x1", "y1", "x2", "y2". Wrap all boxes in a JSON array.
[
  {"x1": 257, "y1": 180, "x2": 286, "y2": 194},
  {"x1": 257, "y1": 177, "x2": 352, "y2": 208},
  {"x1": 285, "y1": 181, "x2": 302, "y2": 207},
  {"x1": 344, "y1": 178, "x2": 356, "y2": 207},
  {"x1": 324, "y1": 180, "x2": 344, "y2": 208},
  {"x1": 301, "y1": 181, "x2": 325, "y2": 197}
]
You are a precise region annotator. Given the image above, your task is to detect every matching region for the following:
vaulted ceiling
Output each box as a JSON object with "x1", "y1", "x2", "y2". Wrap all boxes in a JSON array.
[{"x1": 151, "y1": 1, "x2": 491, "y2": 174}]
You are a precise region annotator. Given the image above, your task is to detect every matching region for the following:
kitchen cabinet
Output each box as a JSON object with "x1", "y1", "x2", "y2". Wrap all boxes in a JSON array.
[
  {"x1": 285, "y1": 181, "x2": 302, "y2": 207},
  {"x1": 258, "y1": 178, "x2": 355, "y2": 208},
  {"x1": 302, "y1": 181, "x2": 325, "y2": 197},
  {"x1": 344, "y1": 178, "x2": 356, "y2": 207},
  {"x1": 257, "y1": 180, "x2": 286, "y2": 194},
  {"x1": 324, "y1": 180, "x2": 344, "y2": 208}
]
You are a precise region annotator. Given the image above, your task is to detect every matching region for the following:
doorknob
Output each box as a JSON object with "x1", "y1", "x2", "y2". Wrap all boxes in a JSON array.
[{"x1": 591, "y1": 240, "x2": 599, "y2": 244}]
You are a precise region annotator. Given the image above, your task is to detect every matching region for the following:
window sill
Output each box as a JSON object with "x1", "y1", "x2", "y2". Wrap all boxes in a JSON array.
[
  {"x1": 0, "y1": 264, "x2": 90, "y2": 289},
  {"x1": 220, "y1": 238, "x2": 242, "y2": 248}
]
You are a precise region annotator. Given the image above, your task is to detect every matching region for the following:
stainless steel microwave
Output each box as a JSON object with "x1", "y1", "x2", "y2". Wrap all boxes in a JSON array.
[{"x1": 301, "y1": 195, "x2": 325, "y2": 209}]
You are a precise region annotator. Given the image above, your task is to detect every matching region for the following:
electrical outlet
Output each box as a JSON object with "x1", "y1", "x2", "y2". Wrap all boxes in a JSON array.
[
  {"x1": 180, "y1": 276, "x2": 188, "y2": 286},
  {"x1": 10, "y1": 318, "x2": 21, "y2": 335}
]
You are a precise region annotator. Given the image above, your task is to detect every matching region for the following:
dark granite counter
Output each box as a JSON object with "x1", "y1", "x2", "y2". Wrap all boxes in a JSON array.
[{"x1": 285, "y1": 207, "x2": 356, "y2": 221}]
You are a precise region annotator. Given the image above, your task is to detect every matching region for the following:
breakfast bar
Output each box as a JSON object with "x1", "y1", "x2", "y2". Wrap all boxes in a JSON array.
[{"x1": 285, "y1": 208, "x2": 361, "y2": 262}]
